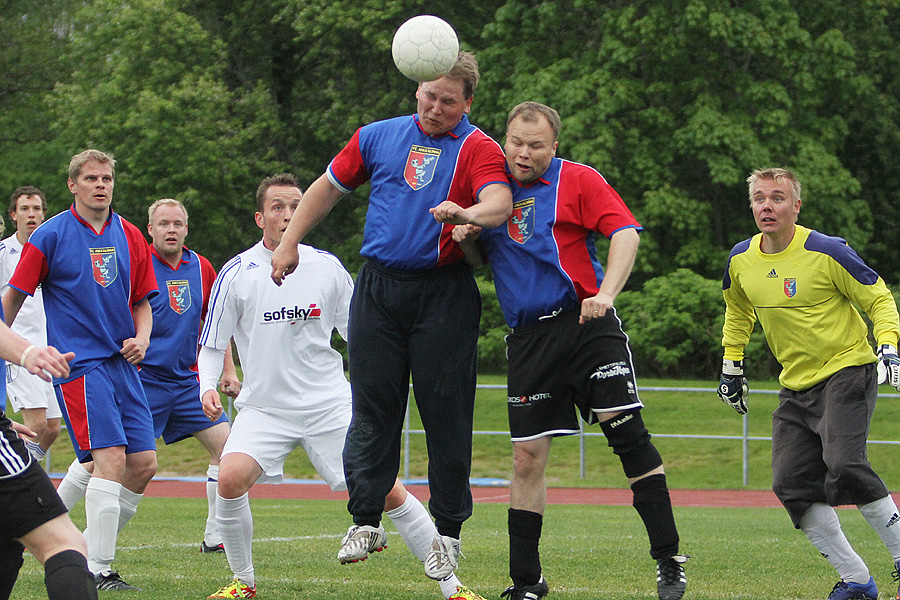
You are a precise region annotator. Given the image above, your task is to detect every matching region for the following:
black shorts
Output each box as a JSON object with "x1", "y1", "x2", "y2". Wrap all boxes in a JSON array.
[
  {"x1": 0, "y1": 461, "x2": 67, "y2": 540},
  {"x1": 506, "y1": 307, "x2": 643, "y2": 441}
]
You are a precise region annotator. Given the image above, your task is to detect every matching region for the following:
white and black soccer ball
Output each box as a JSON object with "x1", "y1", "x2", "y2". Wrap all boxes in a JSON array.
[{"x1": 391, "y1": 15, "x2": 459, "y2": 82}]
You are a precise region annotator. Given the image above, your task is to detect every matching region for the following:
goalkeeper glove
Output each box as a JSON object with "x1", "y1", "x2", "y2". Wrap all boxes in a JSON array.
[
  {"x1": 877, "y1": 344, "x2": 900, "y2": 392},
  {"x1": 718, "y1": 359, "x2": 749, "y2": 415}
]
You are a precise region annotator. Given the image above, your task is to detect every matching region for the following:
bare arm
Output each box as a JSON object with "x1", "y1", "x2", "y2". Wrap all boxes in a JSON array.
[
  {"x1": 579, "y1": 227, "x2": 640, "y2": 324},
  {"x1": 451, "y1": 224, "x2": 485, "y2": 268},
  {"x1": 219, "y1": 340, "x2": 241, "y2": 398},
  {"x1": 430, "y1": 183, "x2": 513, "y2": 228},
  {"x1": 121, "y1": 297, "x2": 152, "y2": 364},
  {"x1": 270, "y1": 174, "x2": 345, "y2": 285},
  {"x1": 2, "y1": 288, "x2": 26, "y2": 327}
]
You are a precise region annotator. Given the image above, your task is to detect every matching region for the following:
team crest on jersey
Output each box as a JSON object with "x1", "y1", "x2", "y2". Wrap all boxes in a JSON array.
[
  {"x1": 507, "y1": 198, "x2": 535, "y2": 244},
  {"x1": 404, "y1": 145, "x2": 440, "y2": 190},
  {"x1": 90, "y1": 247, "x2": 117, "y2": 287},
  {"x1": 783, "y1": 278, "x2": 797, "y2": 298},
  {"x1": 167, "y1": 279, "x2": 191, "y2": 314}
]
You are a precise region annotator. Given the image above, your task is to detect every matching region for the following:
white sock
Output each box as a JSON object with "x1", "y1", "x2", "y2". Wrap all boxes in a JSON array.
[
  {"x1": 84, "y1": 477, "x2": 122, "y2": 575},
  {"x1": 800, "y1": 503, "x2": 870, "y2": 583},
  {"x1": 25, "y1": 440, "x2": 45, "y2": 460},
  {"x1": 217, "y1": 492, "x2": 254, "y2": 587},
  {"x1": 56, "y1": 459, "x2": 91, "y2": 510},
  {"x1": 385, "y1": 493, "x2": 462, "y2": 598},
  {"x1": 858, "y1": 495, "x2": 900, "y2": 563},
  {"x1": 117, "y1": 487, "x2": 142, "y2": 533},
  {"x1": 205, "y1": 465, "x2": 221, "y2": 545}
]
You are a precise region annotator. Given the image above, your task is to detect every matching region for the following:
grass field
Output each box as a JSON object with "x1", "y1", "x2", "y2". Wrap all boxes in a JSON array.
[
  {"x1": 27, "y1": 376, "x2": 900, "y2": 492},
  {"x1": 11, "y1": 377, "x2": 900, "y2": 598},
  {"x1": 11, "y1": 497, "x2": 900, "y2": 599}
]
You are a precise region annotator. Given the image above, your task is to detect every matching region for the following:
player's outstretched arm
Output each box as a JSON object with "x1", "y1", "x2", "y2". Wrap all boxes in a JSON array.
[
  {"x1": 0, "y1": 318, "x2": 74, "y2": 382},
  {"x1": 451, "y1": 224, "x2": 484, "y2": 268},
  {"x1": 430, "y1": 183, "x2": 513, "y2": 228},
  {"x1": 271, "y1": 174, "x2": 344, "y2": 286}
]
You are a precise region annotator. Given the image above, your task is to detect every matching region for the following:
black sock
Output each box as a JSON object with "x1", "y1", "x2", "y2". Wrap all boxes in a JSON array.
[
  {"x1": 631, "y1": 474, "x2": 679, "y2": 560},
  {"x1": 0, "y1": 540, "x2": 24, "y2": 600},
  {"x1": 509, "y1": 508, "x2": 543, "y2": 586},
  {"x1": 44, "y1": 550, "x2": 98, "y2": 600}
]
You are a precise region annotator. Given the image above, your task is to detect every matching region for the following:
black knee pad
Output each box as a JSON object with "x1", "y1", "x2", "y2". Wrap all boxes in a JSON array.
[{"x1": 599, "y1": 410, "x2": 662, "y2": 478}]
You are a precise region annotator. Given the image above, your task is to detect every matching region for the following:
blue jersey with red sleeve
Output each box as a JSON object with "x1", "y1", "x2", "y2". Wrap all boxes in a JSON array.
[
  {"x1": 8, "y1": 205, "x2": 158, "y2": 382},
  {"x1": 479, "y1": 158, "x2": 642, "y2": 329},
  {"x1": 327, "y1": 114, "x2": 509, "y2": 271},
  {"x1": 140, "y1": 245, "x2": 216, "y2": 380}
]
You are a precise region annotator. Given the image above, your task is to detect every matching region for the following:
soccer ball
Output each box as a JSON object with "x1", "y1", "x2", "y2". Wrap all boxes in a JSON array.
[{"x1": 391, "y1": 15, "x2": 459, "y2": 82}]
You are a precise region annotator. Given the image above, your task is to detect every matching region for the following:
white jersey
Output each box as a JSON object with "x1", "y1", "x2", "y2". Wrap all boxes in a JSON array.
[
  {"x1": 0, "y1": 234, "x2": 46, "y2": 346},
  {"x1": 200, "y1": 241, "x2": 353, "y2": 411}
]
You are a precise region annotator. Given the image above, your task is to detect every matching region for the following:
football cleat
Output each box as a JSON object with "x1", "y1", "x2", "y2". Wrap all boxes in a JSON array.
[
  {"x1": 657, "y1": 554, "x2": 688, "y2": 600},
  {"x1": 500, "y1": 575, "x2": 549, "y2": 600},
  {"x1": 337, "y1": 524, "x2": 387, "y2": 564},
  {"x1": 827, "y1": 576, "x2": 877, "y2": 600},
  {"x1": 424, "y1": 534, "x2": 462, "y2": 580},
  {"x1": 449, "y1": 585, "x2": 489, "y2": 600},
  {"x1": 207, "y1": 578, "x2": 256, "y2": 599},
  {"x1": 94, "y1": 570, "x2": 142, "y2": 591},
  {"x1": 200, "y1": 540, "x2": 226, "y2": 554}
]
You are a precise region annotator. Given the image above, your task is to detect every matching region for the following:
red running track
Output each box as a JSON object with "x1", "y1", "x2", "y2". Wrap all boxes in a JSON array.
[{"x1": 139, "y1": 479, "x2": 787, "y2": 508}]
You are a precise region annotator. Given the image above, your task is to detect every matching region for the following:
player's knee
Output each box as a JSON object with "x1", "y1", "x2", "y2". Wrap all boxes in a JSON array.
[
  {"x1": 512, "y1": 440, "x2": 549, "y2": 479},
  {"x1": 45, "y1": 419, "x2": 61, "y2": 441},
  {"x1": 599, "y1": 410, "x2": 662, "y2": 479}
]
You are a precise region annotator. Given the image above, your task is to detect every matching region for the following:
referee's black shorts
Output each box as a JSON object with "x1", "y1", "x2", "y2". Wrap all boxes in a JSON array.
[
  {"x1": 506, "y1": 307, "x2": 643, "y2": 442},
  {"x1": 0, "y1": 460, "x2": 67, "y2": 542}
]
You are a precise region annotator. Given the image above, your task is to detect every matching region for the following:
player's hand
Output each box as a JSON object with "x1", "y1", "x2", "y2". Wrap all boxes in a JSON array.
[
  {"x1": 219, "y1": 373, "x2": 242, "y2": 398},
  {"x1": 271, "y1": 243, "x2": 299, "y2": 286},
  {"x1": 430, "y1": 201, "x2": 471, "y2": 224},
  {"x1": 21, "y1": 345, "x2": 75, "y2": 382},
  {"x1": 877, "y1": 344, "x2": 900, "y2": 391},
  {"x1": 451, "y1": 223, "x2": 482, "y2": 243},
  {"x1": 201, "y1": 390, "x2": 224, "y2": 421},
  {"x1": 718, "y1": 359, "x2": 749, "y2": 414},
  {"x1": 579, "y1": 293, "x2": 614, "y2": 324},
  {"x1": 10, "y1": 420, "x2": 36, "y2": 440},
  {"x1": 120, "y1": 336, "x2": 149, "y2": 365}
]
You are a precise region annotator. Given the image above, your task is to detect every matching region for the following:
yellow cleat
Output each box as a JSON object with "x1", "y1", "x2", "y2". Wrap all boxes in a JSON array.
[
  {"x1": 449, "y1": 586, "x2": 488, "y2": 600},
  {"x1": 207, "y1": 578, "x2": 256, "y2": 599}
]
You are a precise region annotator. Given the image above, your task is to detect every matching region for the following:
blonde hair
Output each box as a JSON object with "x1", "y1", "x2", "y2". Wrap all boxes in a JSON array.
[
  {"x1": 747, "y1": 167, "x2": 801, "y2": 203},
  {"x1": 68, "y1": 149, "x2": 116, "y2": 180}
]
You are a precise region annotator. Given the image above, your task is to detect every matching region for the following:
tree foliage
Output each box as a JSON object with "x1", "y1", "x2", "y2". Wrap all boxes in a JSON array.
[{"x1": 2, "y1": 0, "x2": 900, "y2": 374}]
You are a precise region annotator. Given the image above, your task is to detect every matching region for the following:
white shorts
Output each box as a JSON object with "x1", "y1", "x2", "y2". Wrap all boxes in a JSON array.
[
  {"x1": 6, "y1": 364, "x2": 61, "y2": 419},
  {"x1": 222, "y1": 401, "x2": 351, "y2": 490}
]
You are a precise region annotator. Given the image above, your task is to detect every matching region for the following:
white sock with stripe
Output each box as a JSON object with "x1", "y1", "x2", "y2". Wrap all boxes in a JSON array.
[{"x1": 800, "y1": 502, "x2": 870, "y2": 584}]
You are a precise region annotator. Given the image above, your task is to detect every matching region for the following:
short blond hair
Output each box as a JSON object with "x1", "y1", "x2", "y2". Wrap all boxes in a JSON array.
[
  {"x1": 446, "y1": 51, "x2": 480, "y2": 99},
  {"x1": 68, "y1": 149, "x2": 116, "y2": 180},
  {"x1": 507, "y1": 102, "x2": 562, "y2": 141},
  {"x1": 747, "y1": 167, "x2": 801, "y2": 204},
  {"x1": 148, "y1": 198, "x2": 188, "y2": 225}
]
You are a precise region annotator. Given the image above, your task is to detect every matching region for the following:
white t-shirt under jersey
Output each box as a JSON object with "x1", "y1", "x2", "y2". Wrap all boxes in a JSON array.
[
  {"x1": 200, "y1": 241, "x2": 352, "y2": 411},
  {"x1": 0, "y1": 234, "x2": 46, "y2": 345}
]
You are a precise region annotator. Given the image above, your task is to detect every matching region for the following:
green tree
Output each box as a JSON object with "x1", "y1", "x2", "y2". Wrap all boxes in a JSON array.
[
  {"x1": 476, "y1": 0, "x2": 888, "y2": 283},
  {"x1": 49, "y1": 0, "x2": 285, "y2": 267}
]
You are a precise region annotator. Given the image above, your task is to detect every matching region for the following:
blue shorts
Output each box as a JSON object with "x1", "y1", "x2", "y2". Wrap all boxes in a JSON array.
[
  {"x1": 140, "y1": 369, "x2": 228, "y2": 444},
  {"x1": 55, "y1": 355, "x2": 156, "y2": 462}
]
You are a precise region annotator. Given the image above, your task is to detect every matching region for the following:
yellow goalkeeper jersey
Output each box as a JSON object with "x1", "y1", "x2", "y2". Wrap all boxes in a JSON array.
[{"x1": 722, "y1": 225, "x2": 899, "y2": 391}]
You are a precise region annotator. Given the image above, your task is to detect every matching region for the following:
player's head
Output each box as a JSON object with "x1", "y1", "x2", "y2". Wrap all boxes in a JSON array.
[
  {"x1": 415, "y1": 51, "x2": 478, "y2": 137},
  {"x1": 504, "y1": 102, "x2": 560, "y2": 184},
  {"x1": 148, "y1": 199, "x2": 189, "y2": 259},
  {"x1": 67, "y1": 149, "x2": 116, "y2": 214},
  {"x1": 747, "y1": 167, "x2": 801, "y2": 237},
  {"x1": 255, "y1": 173, "x2": 303, "y2": 251},
  {"x1": 8, "y1": 186, "x2": 47, "y2": 239}
]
